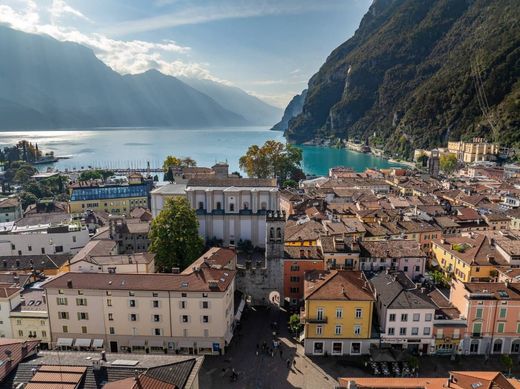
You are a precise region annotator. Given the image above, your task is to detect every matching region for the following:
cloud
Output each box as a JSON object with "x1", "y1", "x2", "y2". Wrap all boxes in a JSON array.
[
  {"x1": 289, "y1": 68, "x2": 301, "y2": 74},
  {"x1": 50, "y1": 0, "x2": 91, "y2": 23},
  {"x1": 103, "y1": 0, "x2": 344, "y2": 36},
  {"x1": 0, "y1": 0, "x2": 226, "y2": 81}
]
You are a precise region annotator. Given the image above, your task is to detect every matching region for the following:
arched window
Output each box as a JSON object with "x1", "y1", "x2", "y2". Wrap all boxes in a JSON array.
[
  {"x1": 276, "y1": 227, "x2": 282, "y2": 239},
  {"x1": 198, "y1": 201, "x2": 204, "y2": 210},
  {"x1": 229, "y1": 203, "x2": 235, "y2": 212},
  {"x1": 269, "y1": 227, "x2": 274, "y2": 239},
  {"x1": 493, "y1": 339, "x2": 503, "y2": 354},
  {"x1": 511, "y1": 340, "x2": 520, "y2": 354},
  {"x1": 216, "y1": 202, "x2": 222, "y2": 210}
]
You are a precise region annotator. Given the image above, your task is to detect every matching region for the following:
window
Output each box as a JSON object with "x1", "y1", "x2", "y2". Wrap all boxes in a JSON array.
[
  {"x1": 202, "y1": 293, "x2": 208, "y2": 298},
  {"x1": 181, "y1": 293, "x2": 187, "y2": 297},
  {"x1": 401, "y1": 314, "x2": 408, "y2": 322},
  {"x1": 62, "y1": 325, "x2": 68, "y2": 333},
  {"x1": 425, "y1": 313, "x2": 432, "y2": 321},
  {"x1": 413, "y1": 313, "x2": 420, "y2": 322},
  {"x1": 335, "y1": 325, "x2": 342, "y2": 335},
  {"x1": 77, "y1": 290, "x2": 83, "y2": 295},
  {"x1": 424, "y1": 327, "x2": 431, "y2": 336},
  {"x1": 109, "y1": 327, "x2": 115, "y2": 335},
  {"x1": 411, "y1": 327, "x2": 419, "y2": 336},
  {"x1": 317, "y1": 308, "x2": 324, "y2": 321},
  {"x1": 473, "y1": 322, "x2": 482, "y2": 336},
  {"x1": 153, "y1": 300, "x2": 159, "y2": 308},
  {"x1": 182, "y1": 315, "x2": 189, "y2": 323},
  {"x1": 499, "y1": 308, "x2": 507, "y2": 319},
  {"x1": 354, "y1": 325, "x2": 361, "y2": 336},
  {"x1": 351, "y1": 343, "x2": 361, "y2": 354},
  {"x1": 58, "y1": 312, "x2": 69, "y2": 320},
  {"x1": 57, "y1": 297, "x2": 68, "y2": 306},
  {"x1": 229, "y1": 203, "x2": 235, "y2": 212},
  {"x1": 517, "y1": 322, "x2": 520, "y2": 334},
  {"x1": 290, "y1": 276, "x2": 300, "y2": 282},
  {"x1": 154, "y1": 328, "x2": 162, "y2": 336},
  {"x1": 129, "y1": 291, "x2": 135, "y2": 296},
  {"x1": 129, "y1": 299, "x2": 136, "y2": 307},
  {"x1": 313, "y1": 342, "x2": 324, "y2": 354},
  {"x1": 400, "y1": 328, "x2": 407, "y2": 336},
  {"x1": 107, "y1": 299, "x2": 112, "y2": 306},
  {"x1": 16, "y1": 319, "x2": 21, "y2": 325},
  {"x1": 153, "y1": 314, "x2": 160, "y2": 322},
  {"x1": 332, "y1": 342, "x2": 342, "y2": 355},
  {"x1": 180, "y1": 301, "x2": 187, "y2": 309},
  {"x1": 476, "y1": 308, "x2": 483, "y2": 319},
  {"x1": 55, "y1": 245, "x2": 63, "y2": 253},
  {"x1": 290, "y1": 265, "x2": 300, "y2": 271},
  {"x1": 202, "y1": 315, "x2": 209, "y2": 323},
  {"x1": 28, "y1": 245, "x2": 32, "y2": 252},
  {"x1": 198, "y1": 201, "x2": 204, "y2": 209},
  {"x1": 108, "y1": 313, "x2": 113, "y2": 321},
  {"x1": 152, "y1": 292, "x2": 159, "y2": 297},
  {"x1": 387, "y1": 327, "x2": 395, "y2": 335},
  {"x1": 72, "y1": 236, "x2": 76, "y2": 243},
  {"x1": 18, "y1": 330, "x2": 23, "y2": 337},
  {"x1": 355, "y1": 308, "x2": 362, "y2": 319},
  {"x1": 81, "y1": 326, "x2": 87, "y2": 334},
  {"x1": 316, "y1": 325, "x2": 323, "y2": 335},
  {"x1": 202, "y1": 301, "x2": 209, "y2": 309},
  {"x1": 336, "y1": 308, "x2": 343, "y2": 319},
  {"x1": 42, "y1": 331, "x2": 47, "y2": 338},
  {"x1": 76, "y1": 298, "x2": 87, "y2": 306},
  {"x1": 204, "y1": 329, "x2": 209, "y2": 337},
  {"x1": 498, "y1": 322, "x2": 505, "y2": 333},
  {"x1": 389, "y1": 313, "x2": 396, "y2": 322},
  {"x1": 290, "y1": 287, "x2": 299, "y2": 293},
  {"x1": 130, "y1": 314, "x2": 137, "y2": 321},
  {"x1": 77, "y1": 312, "x2": 89, "y2": 320}
]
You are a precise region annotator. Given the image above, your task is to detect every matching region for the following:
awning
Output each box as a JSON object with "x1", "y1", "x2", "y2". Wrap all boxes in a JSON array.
[
  {"x1": 129, "y1": 339, "x2": 146, "y2": 347},
  {"x1": 234, "y1": 298, "x2": 246, "y2": 321},
  {"x1": 148, "y1": 340, "x2": 164, "y2": 348},
  {"x1": 74, "y1": 338, "x2": 92, "y2": 347},
  {"x1": 57, "y1": 338, "x2": 74, "y2": 347},
  {"x1": 92, "y1": 339, "x2": 104, "y2": 348}
]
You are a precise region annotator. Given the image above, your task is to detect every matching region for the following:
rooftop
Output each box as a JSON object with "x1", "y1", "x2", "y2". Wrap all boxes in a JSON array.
[{"x1": 304, "y1": 270, "x2": 374, "y2": 301}]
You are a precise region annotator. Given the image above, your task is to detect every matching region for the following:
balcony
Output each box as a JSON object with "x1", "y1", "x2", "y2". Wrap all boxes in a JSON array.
[{"x1": 305, "y1": 316, "x2": 328, "y2": 324}]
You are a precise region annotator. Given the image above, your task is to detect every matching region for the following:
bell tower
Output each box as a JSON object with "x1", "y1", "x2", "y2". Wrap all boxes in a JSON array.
[{"x1": 265, "y1": 210, "x2": 285, "y2": 260}]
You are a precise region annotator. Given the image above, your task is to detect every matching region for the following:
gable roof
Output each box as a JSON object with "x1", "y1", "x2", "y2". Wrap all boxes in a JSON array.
[
  {"x1": 371, "y1": 272, "x2": 435, "y2": 310},
  {"x1": 304, "y1": 270, "x2": 374, "y2": 301}
]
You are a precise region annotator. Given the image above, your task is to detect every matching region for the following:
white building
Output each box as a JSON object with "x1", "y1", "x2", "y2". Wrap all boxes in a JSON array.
[
  {"x1": 0, "y1": 284, "x2": 21, "y2": 338},
  {"x1": 150, "y1": 183, "x2": 187, "y2": 217},
  {"x1": 371, "y1": 272, "x2": 436, "y2": 355},
  {"x1": 0, "y1": 221, "x2": 89, "y2": 256},
  {"x1": 185, "y1": 177, "x2": 279, "y2": 248},
  {"x1": 44, "y1": 266, "x2": 236, "y2": 355}
]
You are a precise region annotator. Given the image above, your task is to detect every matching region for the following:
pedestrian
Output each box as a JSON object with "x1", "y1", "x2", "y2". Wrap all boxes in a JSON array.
[
  {"x1": 286, "y1": 358, "x2": 291, "y2": 368},
  {"x1": 279, "y1": 348, "x2": 283, "y2": 359}
]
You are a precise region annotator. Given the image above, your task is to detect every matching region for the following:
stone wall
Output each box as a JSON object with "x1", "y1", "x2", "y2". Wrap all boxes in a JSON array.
[{"x1": 236, "y1": 258, "x2": 284, "y2": 306}]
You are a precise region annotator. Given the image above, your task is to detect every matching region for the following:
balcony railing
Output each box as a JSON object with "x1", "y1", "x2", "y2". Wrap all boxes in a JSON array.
[{"x1": 306, "y1": 316, "x2": 328, "y2": 324}]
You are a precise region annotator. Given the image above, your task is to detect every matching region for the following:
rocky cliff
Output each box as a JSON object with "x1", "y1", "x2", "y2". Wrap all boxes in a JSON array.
[
  {"x1": 271, "y1": 89, "x2": 307, "y2": 131},
  {"x1": 285, "y1": 0, "x2": 520, "y2": 158}
]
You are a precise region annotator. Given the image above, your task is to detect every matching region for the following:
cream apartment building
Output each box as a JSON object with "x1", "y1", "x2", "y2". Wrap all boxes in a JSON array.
[
  {"x1": 10, "y1": 289, "x2": 51, "y2": 349},
  {"x1": 44, "y1": 267, "x2": 236, "y2": 355}
]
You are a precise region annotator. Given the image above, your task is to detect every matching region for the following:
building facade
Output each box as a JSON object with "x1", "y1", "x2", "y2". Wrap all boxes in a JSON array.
[
  {"x1": 44, "y1": 269, "x2": 236, "y2": 355},
  {"x1": 0, "y1": 197, "x2": 23, "y2": 223}
]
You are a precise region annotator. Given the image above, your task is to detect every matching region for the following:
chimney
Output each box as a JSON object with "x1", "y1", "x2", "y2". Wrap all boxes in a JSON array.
[
  {"x1": 347, "y1": 381, "x2": 358, "y2": 389},
  {"x1": 101, "y1": 350, "x2": 107, "y2": 361},
  {"x1": 67, "y1": 279, "x2": 73, "y2": 289}
]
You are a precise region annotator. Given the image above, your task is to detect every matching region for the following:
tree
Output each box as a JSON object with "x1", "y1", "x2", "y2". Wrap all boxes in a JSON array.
[
  {"x1": 162, "y1": 155, "x2": 182, "y2": 172},
  {"x1": 283, "y1": 179, "x2": 298, "y2": 189},
  {"x1": 13, "y1": 163, "x2": 38, "y2": 184},
  {"x1": 19, "y1": 191, "x2": 38, "y2": 210},
  {"x1": 288, "y1": 314, "x2": 302, "y2": 335},
  {"x1": 239, "y1": 140, "x2": 302, "y2": 181},
  {"x1": 78, "y1": 170, "x2": 102, "y2": 181},
  {"x1": 149, "y1": 197, "x2": 204, "y2": 271},
  {"x1": 500, "y1": 354, "x2": 513, "y2": 376},
  {"x1": 416, "y1": 153, "x2": 428, "y2": 167},
  {"x1": 440, "y1": 154, "x2": 458, "y2": 175}
]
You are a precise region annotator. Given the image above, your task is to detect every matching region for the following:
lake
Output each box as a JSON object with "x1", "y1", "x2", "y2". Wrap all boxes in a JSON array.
[{"x1": 0, "y1": 127, "x2": 402, "y2": 176}]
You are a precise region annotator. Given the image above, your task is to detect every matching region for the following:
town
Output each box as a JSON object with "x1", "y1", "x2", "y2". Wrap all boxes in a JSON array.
[{"x1": 0, "y1": 137, "x2": 520, "y2": 388}]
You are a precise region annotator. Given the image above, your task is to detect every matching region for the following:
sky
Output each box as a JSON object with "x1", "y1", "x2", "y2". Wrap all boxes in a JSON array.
[{"x1": 0, "y1": 0, "x2": 372, "y2": 107}]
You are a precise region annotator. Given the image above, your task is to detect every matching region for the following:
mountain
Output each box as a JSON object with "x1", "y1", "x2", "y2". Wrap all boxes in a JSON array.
[
  {"x1": 0, "y1": 26, "x2": 246, "y2": 130},
  {"x1": 270, "y1": 89, "x2": 307, "y2": 131},
  {"x1": 180, "y1": 77, "x2": 282, "y2": 125},
  {"x1": 285, "y1": 0, "x2": 520, "y2": 158}
]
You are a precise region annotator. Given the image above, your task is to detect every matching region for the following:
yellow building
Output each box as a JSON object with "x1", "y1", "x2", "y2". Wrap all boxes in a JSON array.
[
  {"x1": 447, "y1": 138, "x2": 499, "y2": 163},
  {"x1": 431, "y1": 234, "x2": 503, "y2": 282},
  {"x1": 303, "y1": 270, "x2": 375, "y2": 356},
  {"x1": 284, "y1": 220, "x2": 322, "y2": 247},
  {"x1": 10, "y1": 289, "x2": 51, "y2": 349},
  {"x1": 69, "y1": 182, "x2": 150, "y2": 214}
]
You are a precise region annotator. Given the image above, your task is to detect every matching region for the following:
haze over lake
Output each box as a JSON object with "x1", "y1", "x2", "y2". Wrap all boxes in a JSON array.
[{"x1": 0, "y1": 128, "x2": 403, "y2": 176}]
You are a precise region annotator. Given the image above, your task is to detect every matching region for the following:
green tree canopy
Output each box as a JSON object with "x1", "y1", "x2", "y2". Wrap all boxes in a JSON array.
[
  {"x1": 78, "y1": 169, "x2": 113, "y2": 182},
  {"x1": 149, "y1": 197, "x2": 204, "y2": 271},
  {"x1": 239, "y1": 140, "x2": 303, "y2": 181},
  {"x1": 440, "y1": 153, "x2": 458, "y2": 174},
  {"x1": 162, "y1": 155, "x2": 197, "y2": 172}
]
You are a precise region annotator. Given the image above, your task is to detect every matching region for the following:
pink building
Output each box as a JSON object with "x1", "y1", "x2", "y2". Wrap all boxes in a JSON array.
[{"x1": 450, "y1": 280, "x2": 520, "y2": 355}]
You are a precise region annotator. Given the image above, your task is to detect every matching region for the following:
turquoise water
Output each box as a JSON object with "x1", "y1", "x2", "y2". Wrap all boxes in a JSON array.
[{"x1": 0, "y1": 128, "x2": 401, "y2": 176}]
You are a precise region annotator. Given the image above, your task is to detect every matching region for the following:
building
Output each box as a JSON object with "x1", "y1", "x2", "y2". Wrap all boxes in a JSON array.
[
  {"x1": 150, "y1": 183, "x2": 187, "y2": 217},
  {"x1": 450, "y1": 279, "x2": 520, "y2": 355},
  {"x1": 0, "y1": 220, "x2": 89, "y2": 257},
  {"x1": 69, "y1": 181, "x2": 151, "y2": 215},
  {"x1": 44, "y1": 267, "x2": 236, "y2": 355},
  {"x1": 5, "y1": 351, "x2": 203, "y2": 389},
  {"x1": 431, "y1": 234, "x2": 506, "y2": 282},
  {"x1": 371, "y1": 272, "x2": 435, "y2": 354},
  {"x1": 359, "y1": 240, "x2": 426, "y2": 280},
  {"x1": 0, "y1": 338, "x2": 40, "y2": 383},
  {"x1": 69, "y1": 251, "x2": 155, "y2": 274},
  {"x1": 338, "y1": 371, "x2": 520, "y2": 389},
  {"x1": 185, "y1": 176, "x2": 279, "y2": 248},
  {"x1": 428, "y1": 149, "x2": 440, "y2": 177},
  {"x1": 108, "y1": 215, "x2": 151, "y2": 254},
  {"x1": 448, "y1": 139, "x2": 500, "y2": 163},
  {"x1": 0, "y1": 283, "x2": 21, "y2": 338},
  {"x1": 10, "y1": 288, "x2": 51, "y2": 349},
  {"x1": 0, "y1": 197, "x2": 22, "y2": 223},
  {"x1": 302, "y1": 270, "x2": 375, "y2": 356}
]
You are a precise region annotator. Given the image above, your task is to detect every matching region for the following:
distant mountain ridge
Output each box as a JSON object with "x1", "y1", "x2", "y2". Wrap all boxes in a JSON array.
[
  {"x1": 285, "y1": 0, "x2": 520, "y2": 158},
  {"x1": 0, "y1": 26, "x2": 277, "y2": 130},
  {"x1": 270, "y1": 89, "x2": 307, "y2": 132},
  {"x1": 179, "y1": 77, "x2": 281, "y2": 126}
]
